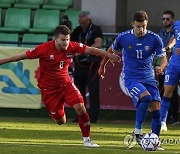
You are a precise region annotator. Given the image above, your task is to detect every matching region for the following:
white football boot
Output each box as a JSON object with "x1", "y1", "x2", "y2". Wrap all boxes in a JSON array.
[
  {"x1": 83, "y1": 139, "x2": 100, "y2": 148},
  {"x1": 161, "y1": 121, "x2": 167, "y2": 132}
]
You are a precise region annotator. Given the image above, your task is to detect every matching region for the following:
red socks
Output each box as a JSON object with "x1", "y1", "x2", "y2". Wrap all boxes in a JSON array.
[{"x1": 78, "y1": 112, "x2": 90, "y2": 137}]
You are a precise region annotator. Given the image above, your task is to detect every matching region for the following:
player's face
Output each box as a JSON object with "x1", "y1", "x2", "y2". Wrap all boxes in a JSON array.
[
  {"x1": 162, "y1": 14, "x2": 174, "y2": 28},
  {"x1": 132, "y1": 20, "x2": 148, "y2": 37},
  {"x1": 55, "y1": 34, "x2": 70, "y2": 51}
]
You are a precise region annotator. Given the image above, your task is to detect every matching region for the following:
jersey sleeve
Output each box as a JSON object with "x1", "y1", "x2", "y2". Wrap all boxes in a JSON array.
[
  {"x1": 70, "y1": 41, "x2": 86, "y2": 54},
  {"x1": 155, "y1": 35, "x2": 166, "y2": 57},
  {"x1": 26, "y1": 43, "x2": 46, "y2": 59},
  {"x1": 112, "y1": 34, "x2": 122, "y2": 52}
]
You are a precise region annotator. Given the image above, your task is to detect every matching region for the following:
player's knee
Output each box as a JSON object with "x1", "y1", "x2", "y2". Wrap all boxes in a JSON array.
[
  {"x1": 138, "y1": 95, "x2": 152, "y2": 110},
  {"x1": 141, "y1": 95, "x2": 152, "y2": 103},
  {"x1": 77, "y1": 106, "x2": 86, "y2": 115},
  {"x1": 56, "y1": 118, "x2": 66, "y2": 125},
  {"x1": 74, "y1": 104, "x2": 86, "y2": 115},
  {"x1": 149, "y1": 101, "x2": 160, "y2": 112}
]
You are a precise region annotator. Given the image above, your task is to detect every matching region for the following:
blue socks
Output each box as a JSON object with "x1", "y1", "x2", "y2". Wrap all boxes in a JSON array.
[
  {"x1": 160, "y1": 97, "x2": 171, "y2": 123},
  {"x1": 135, "y1": 95, "x2": 164, "y2": 136},
  {"x1": 135, "y1": 95, "x2": 152, "y2": 130},
  {"x1": 151, "y1": 110, "x2": 161, "y2": 136}
]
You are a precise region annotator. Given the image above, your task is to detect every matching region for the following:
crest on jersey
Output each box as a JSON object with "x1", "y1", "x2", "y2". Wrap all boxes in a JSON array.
[
  {"x1": 29, "y1": 48, "x2": 35, "y2": 52},
  {"x1": 128, "y1": 45, "x2": 132, "y2": 49},
  {"x1": 79, "y1": 43, "x2": 83, "y2": 48},
  {"x1": 50, "y1": 54, "x2": 54, "y2": 59},
  {"x1": 144, "y1": 46, "x2": 149, "y2": 51},
  {"x1": 66, "y1": 53, "x2": 73, "y2": 58}
]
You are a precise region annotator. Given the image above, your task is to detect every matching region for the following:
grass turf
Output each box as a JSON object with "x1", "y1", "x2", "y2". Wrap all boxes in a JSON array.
[{"x1": 0, "y1": 117, "x2": 180, "y2": 154}]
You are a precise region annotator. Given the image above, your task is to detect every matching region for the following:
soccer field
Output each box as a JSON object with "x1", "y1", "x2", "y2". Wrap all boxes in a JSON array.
[{"x1": 0, "y1": 117, "x2": 179, "y2": 154}]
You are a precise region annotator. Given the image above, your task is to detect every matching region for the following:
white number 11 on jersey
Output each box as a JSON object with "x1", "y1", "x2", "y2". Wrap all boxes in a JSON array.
[{"x1": 136, "y1": 50, "x2": 143, "y2": 59}]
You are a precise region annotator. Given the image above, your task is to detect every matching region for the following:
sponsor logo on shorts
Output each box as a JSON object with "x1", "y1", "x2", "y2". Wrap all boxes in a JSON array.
[{"x1": 51, "y1": 111, "x2": 56, "y2": 115}]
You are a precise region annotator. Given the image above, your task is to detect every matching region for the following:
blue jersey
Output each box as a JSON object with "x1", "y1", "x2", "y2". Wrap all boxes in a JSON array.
[
  {"x1": 169, "y1": 20, "x2": 180, "y2": 66},
  {"x1": 113, "y1": 29, "x2": 165, "y2": 84}
]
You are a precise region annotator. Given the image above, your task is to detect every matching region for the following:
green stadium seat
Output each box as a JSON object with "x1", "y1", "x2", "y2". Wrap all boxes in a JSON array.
[
  {"x1": 22, "y1": 33, "x2": 48, "y2": 48},
  {"x1": 64, "y1": 9, "x2": 81, "y2": 31},
  {"x1": 0, "y1": 8, "x2": 1, "y2": 26},
  {"x1": 0, "y1": 0, "x2": 16, "y2": 9},
  {"x1": 0, "y1": 33, "x2": 19, "y2": 46},
  {"x1": 14, "y1": 0, "x2": 45, "y2": 9},
  {"x1": 29, "y1": 9, "x2": 60, "y2": 34},
  {"x1": 0, "y1": 8, "x2": 31, "y2": 33},
  {"x1": 43, "y1": 0, "x2": 73, "y2": 11}
]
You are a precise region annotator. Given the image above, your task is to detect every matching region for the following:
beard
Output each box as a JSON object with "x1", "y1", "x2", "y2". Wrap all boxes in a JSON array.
[
  {"x1": 165, "y1": 24, "x2": 172, "y2": 28},
  {"x1": 57, "y1": 43, "x2": 68, "y2": 51}
]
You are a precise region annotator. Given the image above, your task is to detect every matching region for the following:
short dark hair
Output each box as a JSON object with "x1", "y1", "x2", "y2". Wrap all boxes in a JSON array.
[
  {"x1": 54, "y1": 25, "x2": 71, "y2": 38},
  {"x1": 163, "y1": 10, "x2": 175, "y2": 19},
  {"x1": 133, "y1": 11, "x2": 148, "y2": 22}
]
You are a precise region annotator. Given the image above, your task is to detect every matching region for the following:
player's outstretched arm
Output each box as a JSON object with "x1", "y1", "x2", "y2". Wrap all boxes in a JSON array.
[
  {"x1": 98, "y1": 47, "x2": 115, "y2": 79},
  {"x1": 0, "y1": 52, "x2": 28, "y2": 65},
  {"x1": 85, "y1": 46, "x2": 119, "y2": 63},
  {"x1": 155, "y1": 55, "x2": 168, "y2": 75},
  {"x1": 166, "y1": 36, "x2": 176, "y2": 49},
  {"x1": 100, "y1": 47, "x2": 114, "y2": 67}
]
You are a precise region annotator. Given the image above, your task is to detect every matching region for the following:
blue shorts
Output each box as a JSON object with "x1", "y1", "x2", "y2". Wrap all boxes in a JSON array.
[
  {"x1": 164, "y1": 64, "x2": 180, "y2": 85},
  {"x1": 125, "y1": 81, "x2": 161, "y2": 107}
]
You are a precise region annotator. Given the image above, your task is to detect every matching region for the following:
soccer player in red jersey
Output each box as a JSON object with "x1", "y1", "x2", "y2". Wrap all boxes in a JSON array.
[{"x1": 0, "y1": 25, "x2": 119, "y2": 147}]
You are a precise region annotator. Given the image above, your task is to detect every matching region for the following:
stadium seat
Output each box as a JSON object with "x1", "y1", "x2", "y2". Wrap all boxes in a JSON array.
[
  {"x1": 0, "y1": 8, "x2": 31, "y2": 33},
  {"x1": 0, "y1": 33, "x2": 19, "y2": 46},
  {"x1": 29, "y1": 9, "x2": 60, "y2": 34},
  {"x1": 0, "y1": 8, "x2": 1, "y2": 26},
  {"x1": 14, "y1": 0, "x2": 45, "y2": 9},
  {"x1": 22, "y1": 33, "x2": 48, "y2": 48},
  {"x1": 0, "y1": 0, "x2": 16, "y2": 9},
  {"x1": 64, "y1": 9, "x2": 81, "y2": 31},
  {"x1": 42, "y1": 0, "x2": 73, "y2": 11}
]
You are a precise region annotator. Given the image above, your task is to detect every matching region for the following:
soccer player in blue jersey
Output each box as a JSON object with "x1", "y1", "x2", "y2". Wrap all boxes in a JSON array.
[
  {"x1": 160, "y1": 20, "x2": 180, "y2": 131},
  {"x1": 98, "y1": 11, "x2": 167, "y2": 150}
]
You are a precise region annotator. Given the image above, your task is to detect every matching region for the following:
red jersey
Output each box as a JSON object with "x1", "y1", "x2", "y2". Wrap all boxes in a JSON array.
[{"x1": 26, "y1": 40, "x2": 86, "y2": 90}]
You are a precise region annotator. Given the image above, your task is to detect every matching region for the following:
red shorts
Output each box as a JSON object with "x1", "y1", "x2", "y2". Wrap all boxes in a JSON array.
[{"x1": 41, "y1": 82, "x2": 83, "y2": 120}]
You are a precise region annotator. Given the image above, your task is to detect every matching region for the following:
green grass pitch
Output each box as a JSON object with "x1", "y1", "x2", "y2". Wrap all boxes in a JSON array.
[{"x1": 0, "y1": 117, "x2": 179, "y2": 154}]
